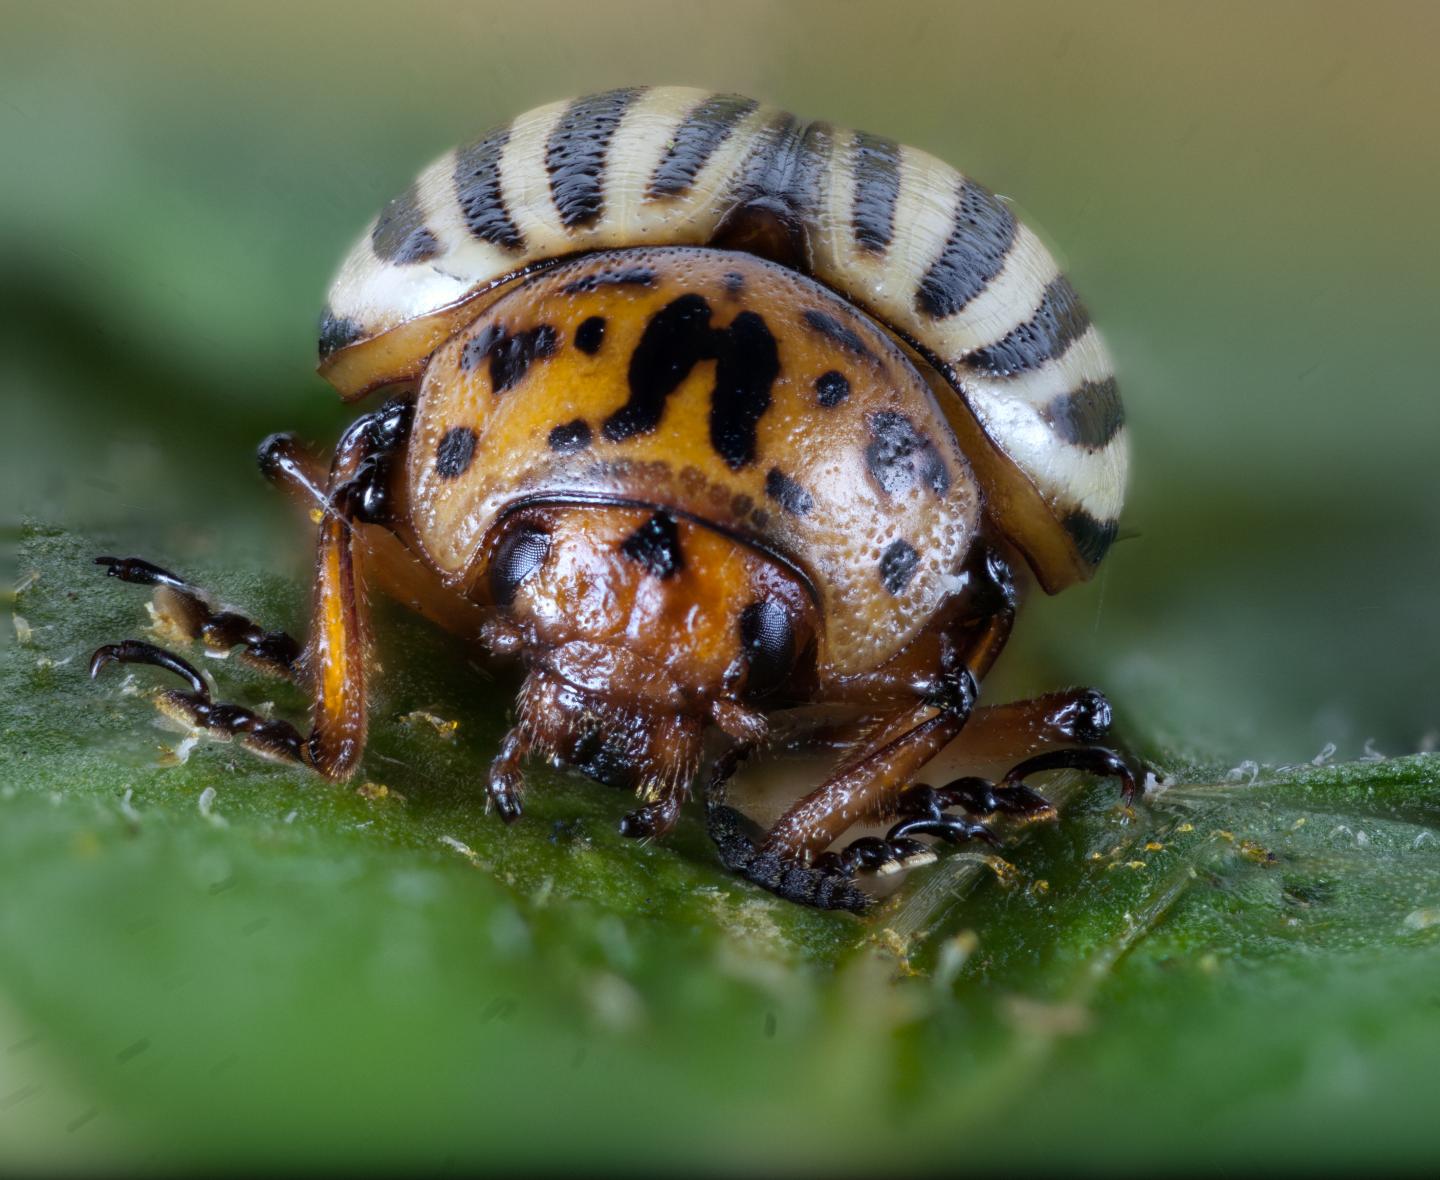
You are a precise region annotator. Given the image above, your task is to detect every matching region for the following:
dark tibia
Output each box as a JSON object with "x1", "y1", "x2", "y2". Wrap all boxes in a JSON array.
[
  {"x1": 706, "y1": 803, "x2": 871, "y2": 913},
  {"x1": 90, "y1": 639, "x2": 308, "y2": 764},
  {"x1": 94, "y1": 555, "x2": 301, "y2": 677}
]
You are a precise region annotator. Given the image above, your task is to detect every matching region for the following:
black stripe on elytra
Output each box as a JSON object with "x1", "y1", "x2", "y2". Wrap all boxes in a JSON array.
[
  {"x1": 547, "y1": 419, "x2": 592, "y2": 453},
  {"x1": 546, "y1": 88, "x2": 642, "y2": 229},
  {"x1": 620, "y1": 511, "x2": 684, "y2": 579},
  {"x1": 865, "y1": 411, "x2": 951, "y2": 497},
  {"x1": 850, "y1": 130, "x2": 902, "y2": 252},
  {"x1": 915, "y1": 178, "x2": 1018, "y2": 319},
  {"x1": 435, "y1": 426, "x2": 477, "y2": 479},
  {"x1": 802, "y1": 309, "x2": 875, "y2": 361},
  {"x1": 879, "y1": 539, "x2": 920, "y2": 595},
  {"x1": 461, "y1": 323, "x2": 560, "y2": 393},
  {"x1": 560, "y1": 267, "x2": 655, "y2": 294},
  {"x1": 649, "y1": 93, "x2": 759, "y2": 197},
  {"x1": 1043, "y1": 377, "x2": 1124, "y2": 450},
  {"x1": 454, "y1": 124, "x2": 524, "y2": 250},
  {"x1": 764, "y1": 468, "x2": 813, "y2": 517},
  {"x1": 1061, "y1": 509, "x2": 1118, "y2": 567},
  {"x1": 603, "y1": 294, "x2": 779, "y2": 471},
  {"x1": 968, "y1": 276, "x2": 1091, "y2": 377},
  {"x1": 370, "y1": 182, "x2": 440, "y2": 264},
  {"x1": 317, "y1": 305, "x2": 365, "y2": 360}
]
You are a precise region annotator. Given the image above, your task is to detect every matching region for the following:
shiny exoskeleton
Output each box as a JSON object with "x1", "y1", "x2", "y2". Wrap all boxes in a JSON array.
[{"x1": 91, "y1": 88, "x2": 1137, "y2": 912}]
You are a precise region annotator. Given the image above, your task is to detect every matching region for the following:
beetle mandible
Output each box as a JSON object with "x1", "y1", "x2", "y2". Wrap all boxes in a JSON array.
[{"x1": 92, "y1": 87, "x2": 1137, "y2": 911}]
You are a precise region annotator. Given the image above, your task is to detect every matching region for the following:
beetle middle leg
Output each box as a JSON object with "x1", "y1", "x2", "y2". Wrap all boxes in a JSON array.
[{"x1": 90, "y1": 399, "x2": 414, "y2": 778}]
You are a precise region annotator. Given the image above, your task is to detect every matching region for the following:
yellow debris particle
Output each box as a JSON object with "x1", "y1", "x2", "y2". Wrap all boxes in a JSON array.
[
  {"x1": 1176, "y1": 822, "x2": 1194, "y2": 833},
  {"x1": 1126, "y1": 860, "x2": 1148, "y2": 871},
  {"x1": 400, "y1": 710, "x2": 460, "y2": 740},
  {"x1": 984, "y1": 856, "x2": 1018, "y2": 886},
  {"x1": 868, "y1": 927, "x2": 919, "y2": 976},
  {"x1": 1144, "y1": 841, "x2": 1165, "y2": 852},
  {"x1": 1292, "y1": 817, "x2": 1307, "y2": 830},
  {"x1": 357, "y1": 781, "x2": 405, "y2": 803},
  {"x1": 309, "y1": 508, "x2": 324, "y2": 524},
  {"x1": 1028, "y1": 879, "x2": 1050, "y2": 896},
  {"x1": 1239, "y1": 839, "x2": 1275, "y2": 865},
  {"x1": 1089, "y1": 851, "x2": 1105, "y2": 861},
  {"x1": 1213, "y1": 829, "x2": 1235, "y2": 842}
]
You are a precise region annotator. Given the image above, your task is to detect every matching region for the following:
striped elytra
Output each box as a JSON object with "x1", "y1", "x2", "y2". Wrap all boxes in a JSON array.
[{"x1": 318, "y1": 86, "x2": 1126, "y2": 594}]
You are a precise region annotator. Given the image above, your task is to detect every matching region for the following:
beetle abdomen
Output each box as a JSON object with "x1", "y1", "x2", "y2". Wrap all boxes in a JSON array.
[{"x1": 321, "y1": 87, "x2": 1126, "y2": 591}]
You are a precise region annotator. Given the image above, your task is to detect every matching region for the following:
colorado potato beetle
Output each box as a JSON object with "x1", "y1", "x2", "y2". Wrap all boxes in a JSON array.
[{"x1": 92, "y1": 87, "x2": 1136, "y2": 911}]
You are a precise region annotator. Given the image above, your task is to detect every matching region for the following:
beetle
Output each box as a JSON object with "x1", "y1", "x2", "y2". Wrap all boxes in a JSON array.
[{"x1": 91, "y1": 87, "x2": 1137, "y2": 912}]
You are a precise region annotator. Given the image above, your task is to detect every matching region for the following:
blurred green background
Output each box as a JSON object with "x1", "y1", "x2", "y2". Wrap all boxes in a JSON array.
[{"x1": 3, "y1": 0, "x2": 1439, "y2": 1171}]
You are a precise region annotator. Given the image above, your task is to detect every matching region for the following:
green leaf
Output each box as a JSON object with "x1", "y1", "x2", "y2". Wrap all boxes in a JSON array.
[{"x1": 4, "y1": 522, "x2": 1440, "y2": 1170}]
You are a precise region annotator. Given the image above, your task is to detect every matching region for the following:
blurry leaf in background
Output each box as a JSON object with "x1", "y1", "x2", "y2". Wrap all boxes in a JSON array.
[{"x1": 3, "y1": 0, "x2": 1439, "y2": 1170}]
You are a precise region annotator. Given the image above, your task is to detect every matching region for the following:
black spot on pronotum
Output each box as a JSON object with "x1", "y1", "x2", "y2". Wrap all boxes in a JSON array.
[
  {"x1": 709, "y1": 310, "x2": 779, "y2": 469},
  {"x1": 850, "y1": 130, "x2": 902, "y2": 252},
  {"x1": 879, "y1": 539, "x2": 920, "y2": 595},
  {"x1": 561, "y1": 267, "x2": 656, "y2": 294},
  {"x1": 1061, "y1": 510, "x2": 1118, "y2": 567},
  {"x1": 546, "y1": 88, "x2": 642, "y2": 228},
  {"x1": 620, "y1": 511, "x2": 684, "y2": 579},
  {"x1": 814, "y1": 370, "x2": 849, "y2": 407},
  {"x1": 865, "y1": 411, "x2": 951, "y2": 496},
  {"x1": 738, "y1": 600, "x2": 796, "y2": 701},
  {"x1": 575, "y1": 316, "x2": 606, "y2": 355},
  {"x1": 606, "y1": 294, "x2": 713, "y2": 441},
  {"x1": 801, "y1": 309, "x2": 874, "y2": 360},
  {"x1": 604, "y1": 295, "x2": 779, "y2": 470},
  {"x1": 317, "y1": 306, "x2": 365, "y2": 360},
  {"x1": 915, "y1": 179, "x2": 1018, "y2": 319},
  {"x1": 547, "y1": 419, "x2": 592, "y2": 453},
  {"x1": 461, "y1": 323, "x2": 561, "y2": 393},
  {"x1": 454, "y1": 124, "x2": 524, "y2": 250},
  {"x1": 489, "y1": 524, "x2": 551, "y2": 607},
  {"x1": 764, "y1": 468, "x2": 814, "y2": 517},
  {"x1": 968, "y1": 277, "x2": 1091, "y2": 377},
  {"x1": 649, "y1": 93, "x2": 759, "y2": 197},
  {"x1": 1044, "y1": 378, "x2": 1125, "y2": 450},
  {"x1": 434, "y1": 426, "x2": 477, "y2": 479},
  {"x1": 370, "y1": 182, "x2": 440, "y2": 264}
]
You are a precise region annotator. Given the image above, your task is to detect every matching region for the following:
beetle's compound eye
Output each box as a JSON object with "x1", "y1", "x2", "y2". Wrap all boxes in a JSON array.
[
  {"x1": 738, "y1": 599, "x2": 796, "y2": 701},
  {"x1": 489, "y1": 524, "x2": 551, "y2": 608}
]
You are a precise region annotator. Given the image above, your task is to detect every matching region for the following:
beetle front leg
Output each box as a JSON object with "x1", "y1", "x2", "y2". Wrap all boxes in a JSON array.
[{"x1": 90, "y1": 400, "x2": 414, "y2": 779}]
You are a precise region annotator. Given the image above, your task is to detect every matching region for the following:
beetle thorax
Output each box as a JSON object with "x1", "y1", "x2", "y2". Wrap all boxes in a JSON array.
[{"x1": 403, "y1": 246, "x2": 983, "y2": 681}]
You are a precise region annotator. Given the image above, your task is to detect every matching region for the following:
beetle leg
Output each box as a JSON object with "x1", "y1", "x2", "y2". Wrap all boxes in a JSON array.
[
  {"x1": 618, "y1": 781, "x2": 688, "y2": 840},
  {"x1": 94, "y1": 555, "x2": 302, "y2": 678},
  {"x1": 89, "y1": 639, "x2": 308, "y2": 764},
  {"x1": 90, "y1": 400, "x2": 415, "y2": 779}
]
